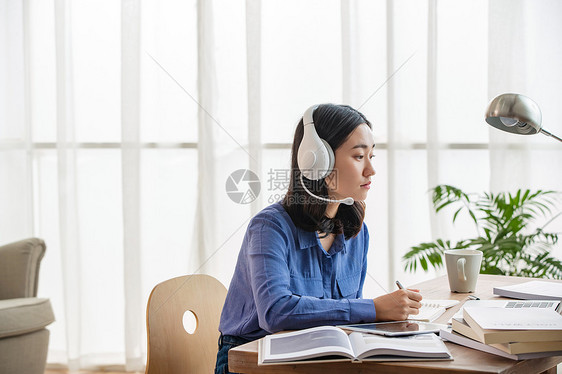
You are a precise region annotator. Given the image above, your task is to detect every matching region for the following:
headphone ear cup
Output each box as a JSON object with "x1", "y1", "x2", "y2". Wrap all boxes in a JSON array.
[
  {"x1": 298, "y1": 123, "x2": 334, "y2": 181},
  {"x1": 297, "y1": 104, "x2": 335, "y2": 181}
]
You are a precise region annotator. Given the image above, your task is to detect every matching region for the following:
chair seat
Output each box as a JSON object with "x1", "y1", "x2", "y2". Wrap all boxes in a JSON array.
[{"x1": 0, "y1": 298, "x2": 55, "y2": 338}]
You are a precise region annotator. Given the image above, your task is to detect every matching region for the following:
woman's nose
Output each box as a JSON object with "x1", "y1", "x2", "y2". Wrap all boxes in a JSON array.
[{"x1": 364, "y1": 162, "x2": 376, "y2": 177}]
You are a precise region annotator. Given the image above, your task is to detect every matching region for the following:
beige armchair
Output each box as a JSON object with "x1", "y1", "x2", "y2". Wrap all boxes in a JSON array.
[{"x1": 0, "y1": 238, "x2": 55, "y2": 374}]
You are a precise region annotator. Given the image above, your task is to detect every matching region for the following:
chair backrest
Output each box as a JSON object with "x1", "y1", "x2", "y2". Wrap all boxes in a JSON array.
[
  {"x1": 145, "y1": 274, "x2": 227, "y2": 374},
  {"x1": 0, "y1": 238, "x2": 46, "y2": 300}
]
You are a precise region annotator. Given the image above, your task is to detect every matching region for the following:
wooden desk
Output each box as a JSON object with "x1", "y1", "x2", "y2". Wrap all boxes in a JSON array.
[{"x1": 228, "y1": 274, "x2": 562, "y2": 374}]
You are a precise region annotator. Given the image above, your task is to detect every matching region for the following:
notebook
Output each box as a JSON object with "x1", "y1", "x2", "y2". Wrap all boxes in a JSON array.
[{"x1": 409, "y1": 299, "x2": 460, "y2": 322}]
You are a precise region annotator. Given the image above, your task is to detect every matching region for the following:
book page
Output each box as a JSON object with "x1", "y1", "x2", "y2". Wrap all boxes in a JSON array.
[
  {"x1": 348, "y1": 332, "x2": 451, "y2": 360},
  {"x1": 262, "y1": 326, "x2": 355, "y2": 363},
  {"x1": 422, "y1": 299, "x2": 460, "y2": 309},
  {"x1": 408, "y1": 305, "x2": 445, "y2": 322},
  {"x1": 409, "y1": 299, "x2": 459, "y2": 321}
]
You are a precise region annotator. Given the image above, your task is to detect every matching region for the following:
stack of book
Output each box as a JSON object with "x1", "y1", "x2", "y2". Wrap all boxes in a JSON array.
[{"x1": 440, "y1": 300, "x2": 562, "y2": 360}]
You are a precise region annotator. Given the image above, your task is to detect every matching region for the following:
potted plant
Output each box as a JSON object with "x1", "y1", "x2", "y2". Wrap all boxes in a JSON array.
[{"x1": 402, "y1": 185, "x2": 562, "y2": 279}]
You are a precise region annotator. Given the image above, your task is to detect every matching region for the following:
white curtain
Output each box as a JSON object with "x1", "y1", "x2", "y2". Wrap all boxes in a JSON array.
[{"x1": 1, "y1": 0, "x2": 561, "y2": 370}]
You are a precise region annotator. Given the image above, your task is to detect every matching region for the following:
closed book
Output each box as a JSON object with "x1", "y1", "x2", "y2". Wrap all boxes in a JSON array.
[
  {"x1": 493, "y1": 281, "x2": 562, "y2": 301},
  {"x1": 440, "y1": 329, "x2": 562, "y2": 361},
  {"x1": 463, "y1": 307, "x2": 562, "y2": 344},
  {"x1": 452, "y1": 318, "x2": 562, "y2": 354}
]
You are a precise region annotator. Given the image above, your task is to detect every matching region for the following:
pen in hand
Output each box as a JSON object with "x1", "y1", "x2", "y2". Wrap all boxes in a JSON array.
[
  {"x1": 396, "y1": 280, "x2": 422, "y2": 300},
  {"x1": 371, "y1": 280, "x2": 422, "y2": 321}
]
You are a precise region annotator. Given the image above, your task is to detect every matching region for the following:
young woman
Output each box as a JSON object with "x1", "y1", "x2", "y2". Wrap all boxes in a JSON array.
[{"x1": 215, "y1": 104, "x2": 422, "y2": 374}]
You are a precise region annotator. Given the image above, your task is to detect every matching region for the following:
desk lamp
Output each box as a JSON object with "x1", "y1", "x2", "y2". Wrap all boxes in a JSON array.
[{"x1": 485, "y1": 93, "x2": 562, "y2": 143}]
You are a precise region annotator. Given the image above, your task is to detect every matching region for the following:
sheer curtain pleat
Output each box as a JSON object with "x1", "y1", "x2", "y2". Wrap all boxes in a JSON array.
[
  {"x1": 426, "y1": 0, "x2": 442, "y2": 240},
  {"x1": 488, "y1": 0, "x2": 534, "y2": 193},
  {"x1": 0, "y1": 0, "x2": 560, "y2": 370},
  {"x1": 0, "y1": 0, "x2": 31, "y2": 240},
  {"x1": 54, "y1": 0, "x2": 81, "y2": 369},
  {"x1": 121, "y1": 0, "x2": 143, "y2": 370},
  {"x1": 384, "y1": 0, "x2": 397, "y2": 288},
  {"x1": 193, "y1": 0, "x2": 218, "y2": 273},
  {"x1": 246, "y1": 0, "x2": 262, "y2": 217},
  {"x1": 22, "y1": 0, "x2": 35, "y2": 236},
  {"x1": 341, "y1": 0, "x2": 360, "y2": 105}
]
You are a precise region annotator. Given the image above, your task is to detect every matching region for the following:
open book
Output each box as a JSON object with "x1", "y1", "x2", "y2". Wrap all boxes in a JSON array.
[{"x1": 258, "y1": 326, "x2": 452, "y2": 365}]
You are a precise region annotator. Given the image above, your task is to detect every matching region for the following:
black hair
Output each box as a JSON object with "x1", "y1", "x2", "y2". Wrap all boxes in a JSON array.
[{"x1": 282, "y1": 104, "x2": 372, "y2": 239}]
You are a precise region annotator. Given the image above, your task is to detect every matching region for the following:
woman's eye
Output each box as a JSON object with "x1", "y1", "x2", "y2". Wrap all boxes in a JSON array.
[{"x1": 355, "y1": 155, "x2": 364, "y2": 160}]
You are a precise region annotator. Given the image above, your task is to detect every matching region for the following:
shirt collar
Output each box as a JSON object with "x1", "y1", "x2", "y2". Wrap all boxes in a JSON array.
[
  {"x1": 296, "y1": 228, "x2": 347, "y2": 254},
  {"x1": 297, "y1": 228, "x2": 317, "y2": 250}
]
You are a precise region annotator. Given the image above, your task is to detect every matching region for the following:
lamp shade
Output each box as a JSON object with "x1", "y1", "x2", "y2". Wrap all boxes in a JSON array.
[{"x1": 485, "y1": 93, "x2": 542, "y2": 135}]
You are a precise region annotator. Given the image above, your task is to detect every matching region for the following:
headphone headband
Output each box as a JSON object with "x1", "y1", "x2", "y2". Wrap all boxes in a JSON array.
[{"x1": 303, "y1": 105, "x2": 318, "y2": 126}]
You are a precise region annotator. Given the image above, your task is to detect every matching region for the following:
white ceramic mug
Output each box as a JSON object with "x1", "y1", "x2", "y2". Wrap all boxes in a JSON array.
[{"x1": 444, "y1": 249, "x2": 482, "y2": 293}]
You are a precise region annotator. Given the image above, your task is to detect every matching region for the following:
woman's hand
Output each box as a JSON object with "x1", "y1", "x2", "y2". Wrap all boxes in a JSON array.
[{"x1": 373, "y1": 288, "x2": 422, "y2": 321}]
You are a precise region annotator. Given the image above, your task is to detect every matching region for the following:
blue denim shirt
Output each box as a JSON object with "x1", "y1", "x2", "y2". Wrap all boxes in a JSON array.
[{"x1": 219, "y1": 202, "x2": 376, "y2": 340}]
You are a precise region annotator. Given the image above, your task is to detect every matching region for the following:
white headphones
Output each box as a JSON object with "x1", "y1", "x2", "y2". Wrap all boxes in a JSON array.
[
  {"x1": 297, "y1": 105, "x2": 335, "y2": 181},
  {"x1": 296, "y1": 105, "x2": 354, "y2": 205}
]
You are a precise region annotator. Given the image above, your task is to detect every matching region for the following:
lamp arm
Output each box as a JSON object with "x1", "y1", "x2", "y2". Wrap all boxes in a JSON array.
[{"x1": 540, "y1": 128, "x2": 562, "y2": 143}]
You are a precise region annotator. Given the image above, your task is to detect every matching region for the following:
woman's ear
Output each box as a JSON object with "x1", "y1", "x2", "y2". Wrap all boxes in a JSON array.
[{"x1": 324, "y1": 170, "x2": 337, "y2": 191}]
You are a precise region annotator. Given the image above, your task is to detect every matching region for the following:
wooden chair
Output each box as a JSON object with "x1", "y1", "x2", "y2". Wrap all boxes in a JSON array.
[{"x1": 145, "y1": 274, "x2": 227, "y2": 374}]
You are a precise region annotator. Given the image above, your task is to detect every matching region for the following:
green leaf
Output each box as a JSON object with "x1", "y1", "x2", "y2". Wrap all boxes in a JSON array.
[{"x1": 402, "y1": 185, "x2": 562, "y2": 279}]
